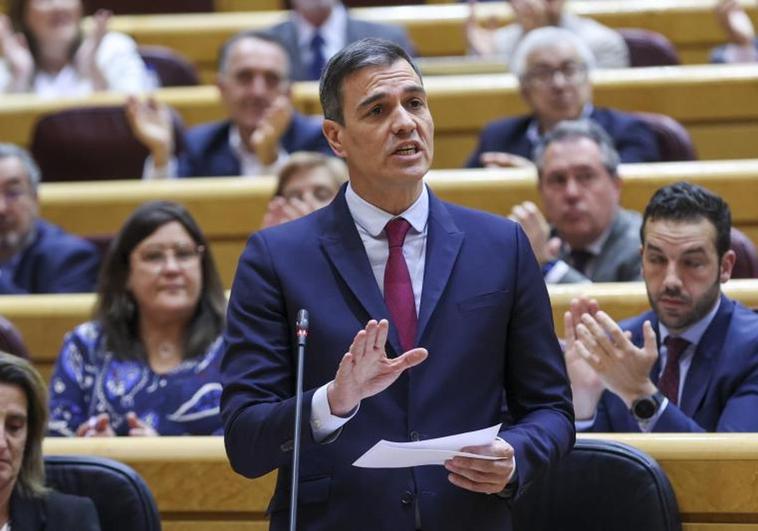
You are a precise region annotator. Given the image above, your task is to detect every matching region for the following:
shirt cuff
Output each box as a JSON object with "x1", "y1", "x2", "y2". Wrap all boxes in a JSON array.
[
  {"x1": 142, "y1": 155, "x2": 178, "y2": 180},
  {"x1": 574, "y1": 416, "x2": 596, "y2": 431},
  {"x1": 544, "y1": 259, "x2": 570, "y2": 283},
  {"x1": 310, "y1": 382, "x2": 359, "y2": 442}
]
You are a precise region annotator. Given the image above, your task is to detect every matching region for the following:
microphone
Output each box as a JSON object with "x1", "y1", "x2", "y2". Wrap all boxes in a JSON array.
[{"x1": 290, "y1": 309, "x2": 309, "y2": 531}]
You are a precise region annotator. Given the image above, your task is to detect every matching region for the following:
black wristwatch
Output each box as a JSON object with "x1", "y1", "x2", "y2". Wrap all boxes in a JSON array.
[{"x1": 631, "y1": 391, "x2": 665, "y2": 422}]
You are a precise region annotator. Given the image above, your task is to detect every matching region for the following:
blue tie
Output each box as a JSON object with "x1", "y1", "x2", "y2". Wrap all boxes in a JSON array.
[{"x1": 309, "y1": 32, "x2": 326, "y2": 81}]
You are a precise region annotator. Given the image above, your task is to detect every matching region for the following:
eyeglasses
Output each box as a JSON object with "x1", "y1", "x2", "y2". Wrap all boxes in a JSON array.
[
  {"x1": 523, "y1": 62, "x2": 588, "y2": 87},
  {"x1": 136, "y1": 245, "x2": 204, "y2": 271}
]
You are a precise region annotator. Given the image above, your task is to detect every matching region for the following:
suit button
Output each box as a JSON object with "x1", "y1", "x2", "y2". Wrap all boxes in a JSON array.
[
  {"x1": 410, "y1": 431, "x2": 420, "y2": 441},
  {"x1": 400, "y1": 491, "x2": 414, "y2": 505}
]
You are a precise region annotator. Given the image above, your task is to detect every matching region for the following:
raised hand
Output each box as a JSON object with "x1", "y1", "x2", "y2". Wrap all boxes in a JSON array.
[
  {"x1": 327, "y1": 319, "x2": 428, "y2": 416},
  {"x1": 74, "y1": 9, "x2": 111, "y2": 90},
  {"x1": 126, "y1": 412, "x2": 158, "y2": 437},
  {"x1": 510, "y1": 201, "x2": 560, "y2": 266},
  {"x1": 465, "y1": 0, "x2": 500, "y2": 56},
  {"x1": 249, "y1": 94, "x2": 294, "y2": 166},
  {"x1": 716, "y1": 0, "x2": 755, "y2": 46},
  {"x1": 445, "y1": 438, "x2": 515, "y2": 494},
  {"x1": 511, "y1": 0, "x2": 550, "y2": 33},
  {"x1": 574, "y1": 313, "x2": 659, "y2": 407},
  {"x1": 0, "y1": 15, "x2": 34, "y2": 92},
  {"x1": 563, "y1": 309, "x2": 604, "y2": 420},
  {"x1": 261, "y1": 194, "x2": 322, "y2": 229},
  {"x1": 75, "y1": 413, "x2": 115, "y2": 437},
  {"x1": 125, "y1": 95, "x2": 175, "y2": 167}
]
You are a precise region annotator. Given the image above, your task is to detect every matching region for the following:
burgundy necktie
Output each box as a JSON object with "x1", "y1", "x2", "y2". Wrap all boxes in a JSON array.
[
  {"x1": 384, "y1": 218, "x2": 417, "y2": 353},
  {"x1": 659, "y1": 336, "x2": 690, "y2": 405}
]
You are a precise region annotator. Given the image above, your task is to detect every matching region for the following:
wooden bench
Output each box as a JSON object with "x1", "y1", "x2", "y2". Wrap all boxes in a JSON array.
[
  {"x1": 32, "y1": 160, "x2": 758, "y2": 289},
  {"x1": 96, "y1": 0, "x2": 758, "y2": 82},
  {"x1": 7, "y1": 279, "x2": 758, "y2": 383},
  {"x1": 41, "y1": 433, "x2": 758, "y2": 530},
  {"x1": 3, "y1": 64, "x2": 758, "y2": 167}
]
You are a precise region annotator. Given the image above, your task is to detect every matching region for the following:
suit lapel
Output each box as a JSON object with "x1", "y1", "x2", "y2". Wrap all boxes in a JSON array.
[
  {"x1": 319, "y1": 189, "x2": 403, "y2": 354},
  {"x1": 679, "y1": 296, "x2": 734, "y2": 416},
  {"x1": 416, "y1": 192, "x2": 464, "y2": 345}
]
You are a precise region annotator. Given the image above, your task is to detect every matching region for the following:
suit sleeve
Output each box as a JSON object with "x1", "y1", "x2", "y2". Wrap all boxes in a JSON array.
[
  {"x1": 45, "y1": 240, "x2": 101, "y2": 293},
  {"x1": 220, "y1": 233, "x2": 321, "y2": 478},
  {"x1": 499, "y1": 226, "x2": 576, "y2": 498},
  {"x1": 47, "y1": 492, "x2": 101, "y2": 531},
  {"x1": 615, "y1": 117, "x2": 661, "y2": 163}
]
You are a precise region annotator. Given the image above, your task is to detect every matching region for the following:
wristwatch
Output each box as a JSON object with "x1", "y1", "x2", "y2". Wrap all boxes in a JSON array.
[{"x1": 631, "y1": 391, "x2": 665, "y2": 422}]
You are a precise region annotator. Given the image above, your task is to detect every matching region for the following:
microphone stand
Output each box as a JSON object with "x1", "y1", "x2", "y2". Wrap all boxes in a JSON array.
[{"x1": 290, "y1": 309, "x2": 309, "y2": 531}]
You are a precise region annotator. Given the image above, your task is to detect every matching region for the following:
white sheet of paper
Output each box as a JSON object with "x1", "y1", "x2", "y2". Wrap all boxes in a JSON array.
[{"x1": 353, "y1": 423, "x2": 503, "y2": 468}]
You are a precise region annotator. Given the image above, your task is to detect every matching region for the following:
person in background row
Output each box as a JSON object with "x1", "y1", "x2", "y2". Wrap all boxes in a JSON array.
[
  {"x1": 466, "y1": 27, "x2": 659, "y2": 169},
  {"x1": 0, "y1": 144, "x2": 100, "y2": 295},
  {"x1": 466, "y1": 0, "x2": 629, "y2": 69},
  {"x1": 261, "y1": 151, "x2": 347, "y2": 228},
  {"x1": 264, "y1": 0, "x2": 416, "y2": 81},
  {"x1": 711, "y1": 0, "x2": 758, "y2": 63},
  {"x1": 48, "y1": 201, "x2": 226, "y2": 437},
  {"x1": 0, "y1": 316, "x2": 29, "y2": 360},
  {"x1": 0, "y1": 352, "x2": 100, "y2": 530},
  {"x1": 126, "y1": 31, "x2": 333, "y2": 180},
  {"x1": 511, "y1": 120, "x2": 642, "y2": 284},
  {"x1": 567, "y1": 182, "x2": 758, "y2": 433},
  {"x1": 0, "y1": 0, "x2": 149, "y2": 96}
]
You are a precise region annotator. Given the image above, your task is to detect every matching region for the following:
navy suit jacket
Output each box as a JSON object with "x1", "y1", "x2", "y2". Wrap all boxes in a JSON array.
[
  {"x1": 590, "y1": 295, "x2": 758, "y2": 432},
  {"x1": 221, "y1": 186, "x2": 574, "y2": 531},
  {"x1": 0, "y1": 219, "x2": 100, "y2": 295},
  {"x1": 265, "y1": 17, "x2": 416, "y2": 81},
  {"x1": 11, "y1": 490, "x2": 100, "y2": 531},
  {"x1": 465, "y1": 107, "x2": 661, "y2": 167},
  {"x1": 176, "y1": 114, "x2": 332, "y2": 178}
]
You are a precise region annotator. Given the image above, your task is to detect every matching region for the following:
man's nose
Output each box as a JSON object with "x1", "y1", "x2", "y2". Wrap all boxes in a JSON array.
[
  {"x1": 662, "y1": 262, "x2": 683, "y2": 291},
  {"x1": 391, "y1": 106, "x2": 416, "y2": 135}
]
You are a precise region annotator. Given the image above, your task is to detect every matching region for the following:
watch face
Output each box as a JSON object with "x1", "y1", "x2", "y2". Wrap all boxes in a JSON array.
[{"x1": 633, "y1": 397, "x2": 657, "y2": 420}]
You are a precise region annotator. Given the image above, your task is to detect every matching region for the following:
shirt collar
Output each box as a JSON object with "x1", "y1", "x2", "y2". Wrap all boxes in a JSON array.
[
  {"x1": 344, "y1": 182, "x2": 429, "y2": 238},
  {"x1": 526, "y1": 103, "x2": 595, "y2": 146},
  {"x1": 659, "y1": 296, "x2": 722, "y2": 347},
  {"x1": 565, "y1": 210, "x2": 617, "y2": 256},
  {"x1": 293, "y1": 2, "x2": 347, "y2": 49}
]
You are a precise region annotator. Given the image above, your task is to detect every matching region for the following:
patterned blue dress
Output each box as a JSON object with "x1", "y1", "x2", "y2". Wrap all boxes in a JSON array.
[{"x1": 48, "y1": 321, "x2": 223, "y2": 436}]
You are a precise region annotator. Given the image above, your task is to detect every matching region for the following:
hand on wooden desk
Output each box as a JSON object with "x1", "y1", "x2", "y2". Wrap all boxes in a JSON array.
[{"x1": 479, "y1": 151, "x2": 533, "y2": 169}]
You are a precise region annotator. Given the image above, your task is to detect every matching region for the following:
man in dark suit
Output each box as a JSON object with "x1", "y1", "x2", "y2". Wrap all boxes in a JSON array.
[
  {"x1": 221, "y1": 39, "x2": 574, "y2": 530},
  {"x1": 512, "y1": 120, "x2": 642, "y2": 284},
  {"x1": 126, "y1": 31, "x2": 332, "y2": 179},
  {"x1": 566, "y1": 182, "x2": 758, "y2": 432},
  {"x1": 264, "y1": 0, "x2": 416, "y2": 81},
  {"x1": 465, "y1": 26, "x2": 660, "y2": 169},
  {"x1": 0, "y1": 144, "x2": 100, "y2": 294}
]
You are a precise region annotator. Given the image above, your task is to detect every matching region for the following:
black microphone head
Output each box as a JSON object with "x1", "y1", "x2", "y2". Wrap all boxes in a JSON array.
[{"x1": 296, "y1": 309, "x2": 309, "y2": 333}]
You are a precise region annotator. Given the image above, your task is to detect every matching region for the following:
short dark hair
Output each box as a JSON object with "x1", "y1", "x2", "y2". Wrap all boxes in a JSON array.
[
  {"x1": 641, "y1": 182, "x2": 732, "y2": 258},
  {"x1": 319, "y1": 38, "x2": 421, "y2": 124},
  {"x1": 216, "y1": 30, "x2": 291, "y2": 79},
  {"x1": 94, "y1": 201, "x2": 226, "y2": 362},
  {"x1": 0, "y1": 352, "x2": 49, "y2": 497},
  {"x1": 533, "y1": 119, "x2": 620, "y2": 178}
]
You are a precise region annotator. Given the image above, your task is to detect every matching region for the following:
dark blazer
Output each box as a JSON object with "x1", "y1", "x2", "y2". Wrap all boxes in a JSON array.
[
  {"x1": 465, "y1": 107, "x2": 661, "y2": 167},
  {"x1": 556, "y1": 208, "x2": 642, "y2": 283},
  {"x1": 221, "y1": 186, "x2": 575, "y2": 531},
  {"x1": 590, "y1": 295, "x2": 758, "y2": 432},
  {"x1": 265, "y1": 17, "x2": 416, "y2": 81},
  {"x1": 176, "y1": 114, "x2": 333, "y2": 178},
  {"x1": 10, "y1": 489, "x2": 101, "y2": 530},
  {"x1": 0, "y1": 219, "x2": 100, "y2": 295}
]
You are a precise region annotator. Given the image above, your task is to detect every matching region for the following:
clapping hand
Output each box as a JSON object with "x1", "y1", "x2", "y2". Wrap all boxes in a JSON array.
[
  {"x1": 510, "y1": 201, "x2": 561, "y2": 266},
  {"x1": 249, "y1": 95, "x2": 294, "y2": 166},
  {"x1": 76, "y1": 413, "x2": 116, "y2": 437},
  {"x1": 0, "y1": 15, "x2": 34, "y2": 92},
  {"x1": 125, "y1": 95, "x2": 175, "y2": 167},
  {"x1": 74, "y1": 9, "x2": 111, "y2": 90}
]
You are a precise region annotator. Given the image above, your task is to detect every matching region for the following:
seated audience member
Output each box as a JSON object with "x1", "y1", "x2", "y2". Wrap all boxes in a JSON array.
[
  {"x1": 466, "y1": 0, "x2": 629, "y2": 69},
  {"x1": 261, "y1": 151, "x2": 347, "y2": 228},
  {"x1": 465, "y1": 27, "x2": 659, "y2": 168},
  {"x1": 0, "y1": 0, "x2": 149, "y2": 96},
  {"x1": 264, "y1": 0, "x2": 416, "y2": 81},
  {"x1": 48, "y1": 201, "x2": 226, "y2": 437},
  {"x1": 0, "y1": 352, "x2": 100, "y2": 529},
  {"x1": 567, "y1": 182, "x2": 758, "y2": 432},
  {"x1": 125, "y1": 31, "x2": 332, "y2": 179},
  {"x1": 0, "y1": 316, "x2": 29, "y2": 359},
  {"x1": 512, "y1": 120, "x2": 641, "y2": 283},
  {"x1": 711, "y1": 0, "x2": 758, "y2": 63},
  {"x1": 0, "y1": 144, "x2": 100, "y2": 295}
]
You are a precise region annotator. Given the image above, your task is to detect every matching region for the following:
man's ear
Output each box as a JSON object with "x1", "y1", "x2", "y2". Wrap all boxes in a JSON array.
[
  {"x1": 720, "y1": 249, "x2": 736, "y2": 283},
  {"x1": 322, "y1": 119, "x2": 347, "y2": 158}
]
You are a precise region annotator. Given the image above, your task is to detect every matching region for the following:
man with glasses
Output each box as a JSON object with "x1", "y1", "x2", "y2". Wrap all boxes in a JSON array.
[
  {"x1": 126, "y1": 31, "x2": 333, "y2": 179},
  {"x1": 512, "y1": 120, "x2": 642, "y2": 284},
  {"x1": 0, "y1": 143, "x2": 100, "y2": 294},
  {"x1": 466, "y1": 27, "x2": 659, "y2": 169}
]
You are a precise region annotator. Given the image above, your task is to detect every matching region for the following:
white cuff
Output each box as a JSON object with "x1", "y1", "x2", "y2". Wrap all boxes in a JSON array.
[
  {"x1": 142, "y1": 155, "x2": 178, "y2": 180},
  {"x1": 574, "y1": 416, "x2": 596, "y2": 431},
  {"x1": 544, "y1": 259, "x2": 570, "y2": 283},
  {"x1": 310, "y1": 382, "x2": 359, "y2": 442}
]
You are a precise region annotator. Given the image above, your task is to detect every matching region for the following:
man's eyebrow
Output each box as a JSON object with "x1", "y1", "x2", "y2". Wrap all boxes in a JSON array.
[{"x1": 356, "y1": 85, "x2": 426, "y2": 111}]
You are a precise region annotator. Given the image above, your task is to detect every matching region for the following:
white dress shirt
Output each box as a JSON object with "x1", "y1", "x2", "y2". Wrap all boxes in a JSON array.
[{"x1": 310, "y1": 183, "x2": 429, "y2": 440}]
